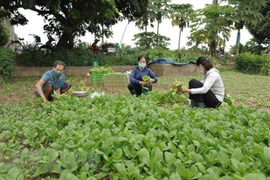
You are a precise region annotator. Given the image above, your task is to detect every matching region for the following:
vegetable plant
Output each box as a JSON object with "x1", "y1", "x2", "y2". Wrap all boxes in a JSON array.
[
  {"x1": 89, "y1": 66, "x2": 114, "y2": 75},
  {"x1": 0, "y1": 93, "x2": 269, "y2": 179}
]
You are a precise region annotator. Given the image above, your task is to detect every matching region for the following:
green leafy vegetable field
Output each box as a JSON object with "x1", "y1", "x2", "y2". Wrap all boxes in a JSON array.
[
  {"x1": 0, "y1": 93, "x2": 270, "y2": 179},
  {"x1": 0, "y1": 70, "x2": 270, "y2": 179}
]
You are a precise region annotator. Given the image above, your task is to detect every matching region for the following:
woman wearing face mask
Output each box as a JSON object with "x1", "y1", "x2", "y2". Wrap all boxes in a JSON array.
[
  {"x1": 183, "y1": 56, "x2": 225, "y2": 108},
  {"x1": 127, "y1": 55, "x2": 158, "y2": 96},
  {"x1": 35, "y1": 60, "x2": 72, "y2": 103}
]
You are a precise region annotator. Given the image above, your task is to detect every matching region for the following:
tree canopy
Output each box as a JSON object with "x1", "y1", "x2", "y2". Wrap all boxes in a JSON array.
[
  {"x1": 0, "y1": 0, "x2": 149, "y2": 49},
  {"x1": 248, "y1": 0, "x2": 270, "y2": 45}
]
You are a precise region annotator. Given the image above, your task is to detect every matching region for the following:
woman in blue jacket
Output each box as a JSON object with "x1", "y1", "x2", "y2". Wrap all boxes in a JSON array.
[{"x1": 128, "y1": 55, "x2": 158, "y2": 96}]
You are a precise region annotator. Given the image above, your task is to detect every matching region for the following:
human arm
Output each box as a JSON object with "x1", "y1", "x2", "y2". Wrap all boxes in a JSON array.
[
  {"x1": 55, "y1": 88, "x2": 61, "y2": 95},
  {"x1": 35, "y1": 79, "x2": 48, "y2": 103},
  {"x1": 190, "y1": 72, "x2": 218, "y2": 94},
  {"x1": 129, "y1": 68, "x2": 141, "y2": 85},
  {"x1": 148, "y1": 68, "x2": 158, "y2": 83}
]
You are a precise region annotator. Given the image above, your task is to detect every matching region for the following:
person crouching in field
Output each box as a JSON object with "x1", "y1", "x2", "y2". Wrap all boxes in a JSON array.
[
  {"x1": 34, "y1": 60, "x2": 72, "y2": 103},
  {"x1": 183, "y1": 56, "x2": 225, "y2": 108},
  {"x1": 127, "y1": 55, "x2": 158, "y2": 96}
]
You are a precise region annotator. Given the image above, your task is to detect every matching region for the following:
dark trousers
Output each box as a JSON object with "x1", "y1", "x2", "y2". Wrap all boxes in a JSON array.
[
  {"x1": 35, "y1": 80, "x2": 71, "y2": 100},
  {"x1": 127, "y1": 83, "x2": 142, "y2": 96},
  {"x1": 189, "y1": 79, "x2": 221, "y2": 108}
]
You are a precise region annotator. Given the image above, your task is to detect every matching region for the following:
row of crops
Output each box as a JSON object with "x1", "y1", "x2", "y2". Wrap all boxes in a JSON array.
[{"x1": 0, "y1": 92, "x2": 270, "y2": 180}]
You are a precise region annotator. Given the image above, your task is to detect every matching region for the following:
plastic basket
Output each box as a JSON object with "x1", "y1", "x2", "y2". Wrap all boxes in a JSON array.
[
  {"x1": 91, "y1": 74, "x2": 104, "y2": 87},
  {"x1": 103, "y1": 73, "x2": 129, "y2": 88}
]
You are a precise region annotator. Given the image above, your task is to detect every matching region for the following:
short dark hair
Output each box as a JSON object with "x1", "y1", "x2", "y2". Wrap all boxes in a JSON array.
[
  {"x1": 196, "y1": 56, "x2": 213, "y2": 71},
  {"x1": 137, "y1": 55, "x2": 146, "y2": 62},
  {"x1": 54, "y1": 61, "x2": 66, "y2": 70}
]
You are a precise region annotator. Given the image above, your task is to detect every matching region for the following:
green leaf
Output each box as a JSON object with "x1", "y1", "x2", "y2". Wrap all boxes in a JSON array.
[
  {"x1": 0, "y1": 142, "x2": 7, "y2": 150},
  {"x1": 231, "y1": 148, "x2": 243, "y2": 161},
  {"x1": 145, "y1": 176, "x2": 157, "y2": 180},
  {"x1": 196, "y1": 163, "x2": 206, "y2": 173},
  {"x1": 152, "y1": 147, "x2": 163, "y2": 162},
  {"x1": 59, "y1": 170, "x2": 79, "y2": 180},
  {"x1": 32, "y1": 164, "x2": 50, "y2": 178},
  {"x1": 170, "y1": 173, "x2": 181, "y2": 180},
  {"x1": 231, "y1": 158, "x2": 240, "y2": 172},
  {"x1": 138, "y1": 148, "x2": 150, "y2": 166},
  {"x1": 80, "y1": 163, "x2": 90, "y2": 174},
  {"x1": 165, "y1": 152, "x2": 175, "y2": 164},
  {"x1": 220, "y1": 176, "x2": 233, "y2": 180},
  {"x1": 114, "y1": 163, "x2": 127, "y2": 176},
  {"x1": 48, "y1": 149, "x2": 59, "y2": 162},
  {"x1": 113, "y1": 148, "x2": 123, "y2": 160},
  {"x1": 7, "y1": 167, "x2": 20, "y2": 179},
  {"x1": 244, "y1": 173, "x2": 266, "y2": 180},
  {"x1": 263, "y1": 147, "x2": 270, "y2": 162}
]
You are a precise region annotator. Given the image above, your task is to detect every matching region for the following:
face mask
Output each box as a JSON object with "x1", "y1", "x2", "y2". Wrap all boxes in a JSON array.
[
  {"x1": 138, "y1": 63, "x2": 146, "y2": 68},
  {"x1": 53, "y1": 70, "x2": 62, "y2": 77}
]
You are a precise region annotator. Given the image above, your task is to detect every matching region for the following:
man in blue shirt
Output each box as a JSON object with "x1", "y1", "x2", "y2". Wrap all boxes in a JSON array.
[
  {"x1": 128, "y1": 55, "x2": 158, "y2": 96},
  {"x1": 35, "y1": 61, "x2": 71, "y2": 103}
]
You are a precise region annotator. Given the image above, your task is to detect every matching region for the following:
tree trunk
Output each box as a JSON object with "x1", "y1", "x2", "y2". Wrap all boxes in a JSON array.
[
  {"x1": 157, "y1": 21, "x2": 160, "y2": 46},
  {"x1": 120, "y1": 22, "x2": 129, "y2": 45},
  {"x1": 178, "y1": 29, "x2": 182, "y2": 50},
  {"x1": 212, "y1": 0, "x2": 218, "y2": 4},
  {"x1": 235, "y1": 29, "x2": 241, "y2": 56},
  {"x1": 57, "y1": 31, "x2": 74, "y2": 50},
  {"x1": 210, "y1": 0, "x2": 218, "y2": 55},
  {"x1": 210, "y1": 41, "x2": 216, "y2": 56}
]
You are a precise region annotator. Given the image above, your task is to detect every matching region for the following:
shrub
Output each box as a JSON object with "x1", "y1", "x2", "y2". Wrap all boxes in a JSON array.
[
  {"x1": 235, "y1": 52, "x2": 266, "y2": 74},
  {"x1": 261, "y1": 54, "x2": 270, "y2": 76},
  {"x1": 100, "y1": 54, "x2": 138, "y2": 66},
  {"x1": 15, "y1": 47, "x2": 225, "y2": 67},
  {"x1": 17, "y1": 48, "x2": 98, "y2": 67},
  {"x1": 0, "y1": 48, "x2": 15, "y2": 81}
]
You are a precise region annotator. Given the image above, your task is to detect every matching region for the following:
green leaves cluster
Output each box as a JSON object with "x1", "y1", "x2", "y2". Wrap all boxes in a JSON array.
[
  {"x1": 0, "y1": 0, "x2": 149, "y2": 50},
  {"x1": 89, "y1": 66, "x2": 114, "y2": 75},
  {"x1": 1, "y1": 93, "x2": 269, "y2": 179},
  {"x1": 142, "y1": 75, "x2": 151, "y2": 82},
  {"x1": 0, "y1": 19, "x2": 9, "y2": 46},
  {"x1": 0, "y1": 48, "x2": 15, "y2": 81}
]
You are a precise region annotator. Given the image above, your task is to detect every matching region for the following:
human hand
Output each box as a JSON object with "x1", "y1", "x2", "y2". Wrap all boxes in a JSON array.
[
  {"x1": 183, "y1": 88, "x2": 191, "y2": 93},
  {"x1": 140, "y1": 81, "x2": 149, "y2": 86},
  {"x1": 43, "y1": 97, "x2": 48, "y2": 103},
  {"x1": 149, "y1": 78, "x2": 155, "y2": 83}
]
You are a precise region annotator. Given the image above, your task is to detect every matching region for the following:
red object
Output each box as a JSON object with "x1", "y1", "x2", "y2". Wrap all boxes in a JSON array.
[{"x1": 88, "y1": 39, "x2": 99, "y2": 54}]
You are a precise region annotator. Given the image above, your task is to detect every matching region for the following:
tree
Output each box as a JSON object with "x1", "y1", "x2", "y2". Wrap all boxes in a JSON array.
[
  {"x1": 151, "y1": 0, "x2": 171, "y2": 46},
  {"x1": 247, "y1": 0, "x2": 270, "y2": 53},
  {"x1": 170, "y1": 3, "x2": 194, "y2": 50},
  {"x1": 133, "y1": 0, "x2": 171, "y2": 47},
  {"x1": 221, "y1": 0, "x2": 266, "y2": 55},
  {"x1": 0, "y1": 0, "x2": 149, "y2": 49},
  {"x1": 133, "y1": 32, "x2": 170, "y2": 49},
  {"x1": 189, "y1": 3, "x2": 232, "y2": 55}
]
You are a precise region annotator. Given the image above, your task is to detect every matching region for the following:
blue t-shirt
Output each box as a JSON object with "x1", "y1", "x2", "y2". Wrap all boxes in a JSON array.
[
  {"x1": 129, "y1": 67, "x2": 158, "y2": 85},
  {"x1": 41, "y1": 70, "x2": 65, "y2": 90}
]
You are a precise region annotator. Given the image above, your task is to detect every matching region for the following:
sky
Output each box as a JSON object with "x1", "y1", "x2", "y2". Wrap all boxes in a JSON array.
[{"x1": 14, "y1": 0, "x2": 252, "y2": 51}]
